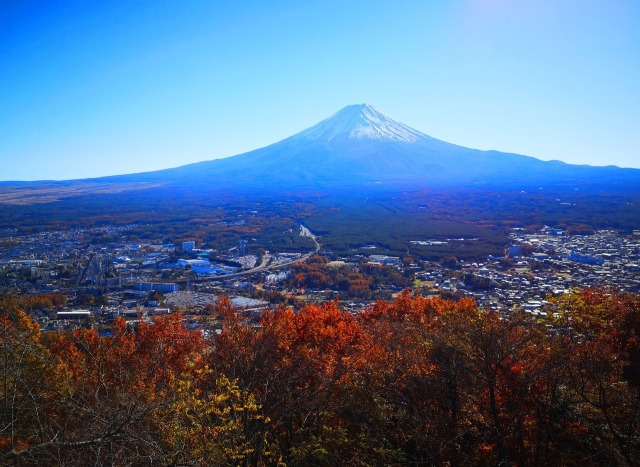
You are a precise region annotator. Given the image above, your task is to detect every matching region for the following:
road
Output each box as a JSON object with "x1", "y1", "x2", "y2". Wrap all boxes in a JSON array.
[
  {"x1": 299, "y1": 224, "x2": 321, "y2": 253},
  {"x1": 196, "y1": 224, "x2": 320, "y2": 281}
]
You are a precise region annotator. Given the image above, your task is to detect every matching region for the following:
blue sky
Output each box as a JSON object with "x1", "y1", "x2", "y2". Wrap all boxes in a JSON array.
[{"x1": 1, "y1": 0, "x2": 638, "y2": 181}]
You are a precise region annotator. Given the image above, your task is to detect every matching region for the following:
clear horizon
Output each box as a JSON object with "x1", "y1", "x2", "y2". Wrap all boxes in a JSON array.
[{"x1": 1, "y1": 0, "x2": 639, "y2": 181}]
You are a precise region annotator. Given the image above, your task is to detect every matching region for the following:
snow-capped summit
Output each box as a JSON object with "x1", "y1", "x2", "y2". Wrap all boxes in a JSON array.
[
  {"x1": 292, "y1": 104, "x2": 432, "y2": 143},
  {"x1": 102, "y1": 103, "x2": 640, "y2": 192}
]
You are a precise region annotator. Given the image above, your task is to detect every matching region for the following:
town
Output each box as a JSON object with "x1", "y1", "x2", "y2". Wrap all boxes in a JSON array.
[{"x1": 1, "y1": 222, "x2": 639, "y2": 333}]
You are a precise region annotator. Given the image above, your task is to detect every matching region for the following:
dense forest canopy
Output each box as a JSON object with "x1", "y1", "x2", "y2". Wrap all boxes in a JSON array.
[
  {"x1": 2, "y1": 186, "x2": 639, "y2": 261},
  {"x1": 0, "y1": 289, "x2": 639, "y2": 465}
]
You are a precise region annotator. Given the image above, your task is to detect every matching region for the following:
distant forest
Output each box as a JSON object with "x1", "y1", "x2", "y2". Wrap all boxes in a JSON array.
[{"x1": 1, "y1": 185, "x2": 638, "y2": 261}]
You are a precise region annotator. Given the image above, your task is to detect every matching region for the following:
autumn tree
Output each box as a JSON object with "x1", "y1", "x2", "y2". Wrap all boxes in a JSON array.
[
  {"x1": 547, "y1": 289, "x2": 640, "y2": 465},
  {"x1": 0, "y1": 288, "x2": 638, "y2": 465},
  {"x1": 0, "y1": 309, "x2": 67, "y2": 463}
]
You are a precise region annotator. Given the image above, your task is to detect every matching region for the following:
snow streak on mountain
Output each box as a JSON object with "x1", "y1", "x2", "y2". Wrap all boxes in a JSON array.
[{"x1": 291, "y1": 104, "x2": 432, "y2": 143}]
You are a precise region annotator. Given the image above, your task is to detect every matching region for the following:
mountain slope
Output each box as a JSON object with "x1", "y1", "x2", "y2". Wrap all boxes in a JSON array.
[
  {"x1": 133, "y1": 103, "x2": 637, "y2": 190},
  {"x1": 3, "y1": 104, "x2": 640, "y2": 194}
]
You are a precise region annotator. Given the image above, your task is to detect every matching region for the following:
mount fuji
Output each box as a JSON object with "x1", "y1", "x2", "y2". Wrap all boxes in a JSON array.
[
  {"x1": 3, "y1": 104, "x2": 640, "y2": 196},
  {"x1": 115, "y1": 103, "x2": 638, "y2": 191}
]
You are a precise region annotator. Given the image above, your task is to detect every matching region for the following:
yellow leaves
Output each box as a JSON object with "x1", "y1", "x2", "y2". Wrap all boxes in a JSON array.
[
  {"x1": 2, "y1": 289, "x2": 639, "y2": 464},
  {"x1": 0, "y1": 309, "x2": 70, "y2": 459},
  {"x1": 548, "y1": 289, "x2": 640, "y2": 355},
  {"x1": 164, "y1": 373, "x2": 268, "y2": 465}
]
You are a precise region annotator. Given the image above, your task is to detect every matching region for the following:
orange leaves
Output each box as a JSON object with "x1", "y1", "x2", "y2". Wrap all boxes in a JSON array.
[
  {"x1": 551, "y1": 287, "x2": 640, "y2": 390},
  {"x1": 251, "y1": 301, "x2": 363, "y2": 388},
  {"x1": 0, "y1": 308, "x2": 68, "y2": 461},
  {"x1": 367, "y1": 289, "x2": 478, "y2": 321},
  {"x1": 137, "y1": 312, "x2": 206, "y2": 381},
  {"x1": 1, "y1": 289, "x2": 639, "y2": 464},
  {"x1": 48, "y1": 314, "x2": 206, "y2": 401},
  {"x1": 0, "y1": 293, "x2": 67, "y2": 315},
  {"x1": 32, "y1": 314, "x2": 209, "y2": 463}
]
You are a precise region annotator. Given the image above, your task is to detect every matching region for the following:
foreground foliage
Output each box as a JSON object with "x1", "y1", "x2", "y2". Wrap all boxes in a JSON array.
[{"x1": 0, "y1": 290, "x2": 639, "y2": 465}]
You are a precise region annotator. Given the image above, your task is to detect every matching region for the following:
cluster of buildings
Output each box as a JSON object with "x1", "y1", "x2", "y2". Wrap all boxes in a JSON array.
[
  {"x1": 418, "y1": 227, "x2": 640, "y2": 316},
  {"x1": 0, "y1": 225, "x2": 298, "y2": 330},
  {"x1": 1, "y1": 223, "x2": 639, "y2": 329}
]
